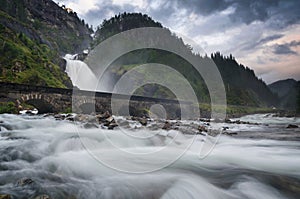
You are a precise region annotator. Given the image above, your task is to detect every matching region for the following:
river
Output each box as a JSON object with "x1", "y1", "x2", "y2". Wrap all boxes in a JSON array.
[{"x1": 0, "y1": 114, "x2": 300, "y2": 199}]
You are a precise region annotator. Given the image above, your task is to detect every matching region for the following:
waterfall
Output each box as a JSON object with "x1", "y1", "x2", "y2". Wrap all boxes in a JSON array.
[{"x1": 64, "y1": 54, "x2": 98, "y2": 91}]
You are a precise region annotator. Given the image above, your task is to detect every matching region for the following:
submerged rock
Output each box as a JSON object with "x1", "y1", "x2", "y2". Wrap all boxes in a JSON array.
[
  {"x1": 162, "y1": 121, "x2": 172, "y2": 130},
  {"x1": 108, "y1": 122, "x2": 118, "y2": 130},
  {"x1": 83, "y1": 123, "x2": 98, "y2": 129},
  {"x1": 138, "y1": 117, "x2": 148, "y2": 126},
  {"x1": 223, "y1": 132, "x2": 238, "y2": 136},
  {"x1": 74, "y1": 114, "x2": 89, "y2": 122},
  {"x1": 105, "y1": 116, "x2": 114, "y2": 123},
  {"x1": 0, "y1": 124, "x2": 13, "y2": 131},
  {"x1": 198, "y1": 125, "x2": 208, "y2": 132},
  {"x1": 0, "y1": 195, "x2": 11, "y2": 199},
  {"x1": 222, "y1": 126, "x2": 230, "y2": 131},
  {"x1": 287, "y1": 124, "x2": 298, "y2": 128},
  {"x1": 0, "y1": 194, "x2": 11, "y2": 199},
  {"x1": 33, "y1": 195, "x2": 51, "y2": 199},
  {"x1": 116, "y1": 119, "x2": 130, "y2": 128},
  {"x1": 54, "y1": 114, "x2": 66, "y2": 120},
  {"x1": 16, "y1": 178, "x2": 34, "y2": 186},
  {"x1": 96, "y1": 111, "x2": 111, "y2": 119}
]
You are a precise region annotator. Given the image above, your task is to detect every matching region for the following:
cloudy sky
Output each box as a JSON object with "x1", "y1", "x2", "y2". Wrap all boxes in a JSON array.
[{"x1": 57, "y1": 0, "x2": 300, "y2": 84}]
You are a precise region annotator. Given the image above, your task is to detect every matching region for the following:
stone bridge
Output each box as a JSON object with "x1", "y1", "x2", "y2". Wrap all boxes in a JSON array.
[{"x1": 0, "y1": 82, "x2": 197, "y2": 119}]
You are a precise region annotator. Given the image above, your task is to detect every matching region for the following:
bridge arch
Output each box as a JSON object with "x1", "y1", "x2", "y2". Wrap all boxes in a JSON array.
[
  {"x1": 16, "y1": 94, "x2": 55, "y2": 114},
  {"x1": 72, "y1": 97, "x2": 97, "y2": 114}
]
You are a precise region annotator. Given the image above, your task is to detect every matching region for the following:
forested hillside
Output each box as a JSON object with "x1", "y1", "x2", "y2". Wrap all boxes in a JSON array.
[
  {"x1": 269, "y1": 79, "x2": 299, "y2": 110},
  {"x1": 93, "y1": 12, "x2": 278, "y2": 107}
]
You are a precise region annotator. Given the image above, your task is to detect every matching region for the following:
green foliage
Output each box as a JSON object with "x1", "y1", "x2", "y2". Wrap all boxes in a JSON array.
[
  {"x1": 94, "y1": 12, "x2": 278, "y2": 107},
  {"x1": 1, "y1": 0, "x2": 92, "y2": 55},
  {"x1": 0, "y1": 102, "x2": 17, "y2": 114},
  {"x1": 297, "y1": 82, "x2": 300, "y2": 114},
  {"x1": 93, "y1": 12, "x2": 162, "y2": 47},
  {"x1": 211, "y1": 52, "x2": 277, "y2": 106},
  {"x1": 0, "y1": 0, "x2": 94, "y2": 89},
  {"x1": 226, "y1": 105, "x2": 273, "y2": 117},
  {"x1": 61, "y1": 107, "x2": 72, "y2": 114},
  {"x1": 20, "y1": 102, "x2": 35, "y2": 110},
  {"x1": 0, "y1": 22, "x2": 69, "y2": 88}
]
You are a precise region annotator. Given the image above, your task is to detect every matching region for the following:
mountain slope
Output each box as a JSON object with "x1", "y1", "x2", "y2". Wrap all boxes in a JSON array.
[
  {"x1": 269, "y1": 79, "x2": 299, "y2": 110},
  {"x1": 0, "y1": 0, "x2": 92, "y2": 88},
  {"x1": 92, "y1": 12, "x2": 278, "y2": 107}
]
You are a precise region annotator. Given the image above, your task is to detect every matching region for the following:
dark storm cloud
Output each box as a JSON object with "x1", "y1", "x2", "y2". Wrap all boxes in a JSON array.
[
  {"x1": 62, "y1": 0, "x2": 299, "y2": 32},
  {"x1": 273, "y1": 40, "x2": 300, "y2": 55},
  {"x1": 228, "y1": 0, "x2": 279, "y2": 24},
  {"x1": 179, "y1": 0, "x2": 279, "y2": 24},
  {"x1": 177, "y1": 0, "x2": 231, "y2": 16},
  {"x1": 176, "y1": 0, "x2": 299, "y2": 28}
]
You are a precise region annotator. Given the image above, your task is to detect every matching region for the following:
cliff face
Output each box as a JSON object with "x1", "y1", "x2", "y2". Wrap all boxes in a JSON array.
[
  {"x1": 0, "y1": 0, "x2": 92, "y2": 55},
  {"x1": 0, "y1": 0, "x2": 93, "y2": 88}
]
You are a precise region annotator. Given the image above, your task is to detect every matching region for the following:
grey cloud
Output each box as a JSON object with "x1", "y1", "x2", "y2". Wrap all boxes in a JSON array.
[
  {"x1": 83, "y1": 2, "x2": 139, "y2": 28},
  {"x1": 228, "y1": 0, "x2": 279, "y2": 24},
  {"x1": 289, "y1": 41, "x2": 300, "y2": 47},
  {"x1": 63, "y1": 0, "x2": 300, "y2": 34},
  {"x1": 259, "y1": 34, "x2": 283, "y2": 44},
  {"x1": 241, "y1": 34, "x2": 284, "y2": 51},
  {"x1": 175, "y1": 0, "x2": 279, "y2": 24},
  {"x1": 273, "y1": 40, "x2": 300, "y2": 55},
  {"x1": 267, "y1": 0, "x2": 300, "y2": 29},
  {"x1": 176, "y1": 0, "x2": 299, "y2": 29},
  {"x1": 177, "y1": 0, "x2": 230, "y2": 16}
]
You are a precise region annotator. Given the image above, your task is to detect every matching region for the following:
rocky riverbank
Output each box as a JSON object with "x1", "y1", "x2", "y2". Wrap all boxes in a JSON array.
[
  {"x1": 39, "y1": 111, "x2": 269, "y2": 137},
  {"x1": 0, "y1": 113, "x2": 300, "y2": 199}
]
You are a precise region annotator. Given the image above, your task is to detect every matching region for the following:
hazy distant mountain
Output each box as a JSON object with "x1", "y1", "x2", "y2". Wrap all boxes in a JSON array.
[{"x1": 269, "y1": 79, "x2": 299, "y2": 110}]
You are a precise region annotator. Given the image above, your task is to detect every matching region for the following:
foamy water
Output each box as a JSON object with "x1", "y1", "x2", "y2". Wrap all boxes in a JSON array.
[
  {"x1": 0, "y1": 114, "x2": 300, "y2": 198},
  {"x1": 64, "y1": 54, "x2": 98, "y2": 91}
]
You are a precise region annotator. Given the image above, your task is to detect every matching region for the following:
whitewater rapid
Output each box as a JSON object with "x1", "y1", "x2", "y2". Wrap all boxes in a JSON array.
[{"x1": 0, "y1": 114, "x2": 300, "y2": 198}]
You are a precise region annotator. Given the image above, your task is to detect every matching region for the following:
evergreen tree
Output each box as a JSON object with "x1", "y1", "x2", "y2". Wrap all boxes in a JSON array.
[{"x1": 297, "y1": 82, "x2": 300, "y2": 114}]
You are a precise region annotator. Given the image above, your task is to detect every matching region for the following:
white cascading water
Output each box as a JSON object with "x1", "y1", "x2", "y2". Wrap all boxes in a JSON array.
[
  {"x1": 64, "y1": 54, "x2": 98, "y2": 91},
  {"x1": 0, "y1": 114, "x2": 300, "y2": 198}
]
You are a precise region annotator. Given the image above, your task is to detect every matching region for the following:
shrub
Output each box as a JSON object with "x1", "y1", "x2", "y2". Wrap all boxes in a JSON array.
[{"x1": 0, "y1": 102, "x2": 18, "y2": 114}]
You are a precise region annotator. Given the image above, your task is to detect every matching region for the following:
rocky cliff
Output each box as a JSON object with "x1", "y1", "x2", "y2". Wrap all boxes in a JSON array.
[{"x1": 0, "y1": 0, "x2": 93, "y2": 88}]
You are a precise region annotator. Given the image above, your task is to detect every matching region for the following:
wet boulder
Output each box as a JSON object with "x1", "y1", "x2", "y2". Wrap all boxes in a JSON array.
[
  {"x1": 108, "y1": 122, "x2": 118, "y2": 130},
  {"x1": 16, "y1": 178, "x2": 34, "y2": 186},
  {"x1": 96, "y1": 111, "x2": 112, "y2": 124},
  {"x1": 162, "y1": 121, "x2": 172, "y2": 130},
  {"x1": 198, "y1": 125, "x2": 208, "y2": 132},
  {"x1": 102, "y1": 116, "x2": 118, "y2": 130},
  {"x1": 54, "y1": 114, "x2": 66, "y2": 120},
  {"x1": 223, "y1": 132, "x2": 238, "y2": 136},
  {"x1": 287, "y1": 124, "x2": 298, "y2": 128},
  {"x1": 33, "y1": 195, "x2": 51, "y2": 199},
  {"x1": 138, "y1": 117, "x2": 148, "y2": 126},
  {"x1": 83, "y1": 123, "x2": 98, "y2": 129},
  {"x1": 0, "y1": 195, "x2": 11, "y2": 199}
]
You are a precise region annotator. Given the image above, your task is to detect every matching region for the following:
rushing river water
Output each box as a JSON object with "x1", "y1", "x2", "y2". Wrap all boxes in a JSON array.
[{"x1": 0, "y1": 114, "x2": 300, "y2": 199}]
